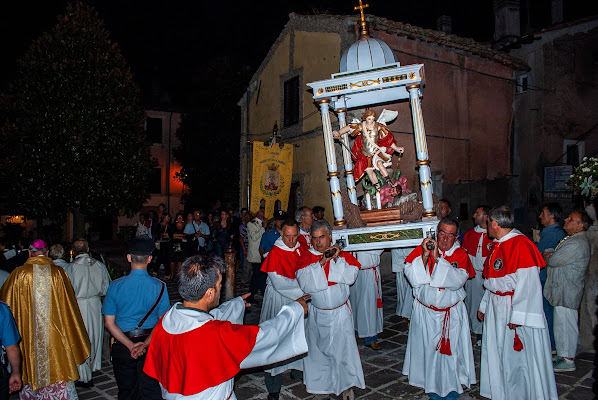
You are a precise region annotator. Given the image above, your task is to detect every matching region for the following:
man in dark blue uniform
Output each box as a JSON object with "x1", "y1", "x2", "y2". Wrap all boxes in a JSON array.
[
  {"x1": 102, "y1": 235, "x2": 170, "y2": 400},
  {"x1": 258, "y1": 210, "x2": 288, "y2": 258}
]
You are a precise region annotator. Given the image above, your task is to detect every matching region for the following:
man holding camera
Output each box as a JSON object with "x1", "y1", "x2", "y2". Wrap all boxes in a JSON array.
[
  {"x1": 403, "y1": 219, "x2": 476, "y2": 400},
  {"x1": 295, "y1": 219, "x2": 364, "y2": 400}
]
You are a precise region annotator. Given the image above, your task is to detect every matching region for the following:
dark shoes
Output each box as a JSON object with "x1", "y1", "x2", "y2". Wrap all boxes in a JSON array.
[
  {"x1": 267, "y1": 393, "x2": 280, "y2": 400},
  {"x1": 75, "y1": 379, "x2": 94, "y2": 388}
]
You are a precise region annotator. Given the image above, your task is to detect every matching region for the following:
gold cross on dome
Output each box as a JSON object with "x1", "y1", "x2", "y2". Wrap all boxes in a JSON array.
[{"x1": 354, "y1": 0, "x2": 369, "y2": 23}]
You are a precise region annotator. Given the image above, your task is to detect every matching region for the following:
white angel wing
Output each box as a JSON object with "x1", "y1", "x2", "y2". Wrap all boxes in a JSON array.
[
  {"x1": 350, "y1": 118, "x2": 361, "y2": 124},
  {"x1": 377, "y1": 109, "x2": 398, "y2": 125}
]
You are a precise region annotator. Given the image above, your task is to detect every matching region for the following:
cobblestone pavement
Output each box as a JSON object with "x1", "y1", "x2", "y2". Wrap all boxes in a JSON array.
[{"x1": 76, "y1": 267, "x2": 596, "y2": 400}]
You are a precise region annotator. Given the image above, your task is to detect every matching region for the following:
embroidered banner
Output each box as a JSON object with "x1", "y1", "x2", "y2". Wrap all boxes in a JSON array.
[{"x1": 250, "y1": 143, "x2": 293, "y2": 218}]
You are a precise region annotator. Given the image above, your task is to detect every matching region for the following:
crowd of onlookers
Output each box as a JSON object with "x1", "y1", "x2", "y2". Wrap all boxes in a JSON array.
[
  {"x1": 132, "y1": 203, "x2": 327, "y2": 288},
  {"x1": 0, "y1": 199, "x2": 596, "y2": 400}
]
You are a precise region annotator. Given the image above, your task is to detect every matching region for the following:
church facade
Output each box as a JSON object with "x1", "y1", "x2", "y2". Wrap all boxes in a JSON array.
[{"x1": 238, "y1": 12, "x2": 527, "y2": 228}]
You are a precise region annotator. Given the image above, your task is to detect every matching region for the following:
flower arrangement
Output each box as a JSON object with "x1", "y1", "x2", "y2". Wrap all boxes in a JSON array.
[{"x1": 568, "y1": 157, "x2": 598, "y2": 200}]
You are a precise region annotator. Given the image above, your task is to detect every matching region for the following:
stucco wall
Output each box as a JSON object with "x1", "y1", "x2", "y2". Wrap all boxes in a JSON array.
[
  {"x1": 240, "y1": 16, "x2": 522, "y2": 223},
  {"x1": 294, "y1": 31, "x2": 341, "y2": 133},
  {"x1": 250, "y1": 34, "x2": 291, "y2": 141},
  {"x1": 376, "y1": 31, "x2": 516, "y2": 188}
]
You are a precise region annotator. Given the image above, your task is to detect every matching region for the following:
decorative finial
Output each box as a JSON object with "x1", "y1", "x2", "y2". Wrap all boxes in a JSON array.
[{"x1": 354, "y1": 0, "x2": 370, "y2": 37}]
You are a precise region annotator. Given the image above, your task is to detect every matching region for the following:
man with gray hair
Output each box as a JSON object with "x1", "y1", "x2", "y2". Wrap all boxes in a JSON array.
[
  {"x1": 143, "y1": 254, "x2": 309, "y2": 399},
  {"x1": 66, "y1": 239, "x2": 112, "y2": 385},
  {"x1": 543, "y1": 209, "x2": 591, "y2": 372},
  {"x1": 49, "y1": 244, "x2": 69, "y2": 268},
  {"x1": 296, "y1": 219, "x2": 364, "y2": 400},
  {"x1": 296, "y1": 206, "x2": 315, "y2": 248},
  {"x1": 1, "y1": 239, "x2": 90, "y2": 398},
  {"x1": 477, "y1": 206, "x2": 557, "y2": 399}
]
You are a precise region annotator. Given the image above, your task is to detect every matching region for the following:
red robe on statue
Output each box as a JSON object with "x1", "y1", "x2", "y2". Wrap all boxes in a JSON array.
[{"x1": 350, "y1": 124, "x2": 397, "y2": 182}]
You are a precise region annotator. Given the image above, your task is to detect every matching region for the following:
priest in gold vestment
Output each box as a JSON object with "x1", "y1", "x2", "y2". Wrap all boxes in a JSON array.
[{"x1": 0, "y1": 240, "x2": 91, "y2": 400}]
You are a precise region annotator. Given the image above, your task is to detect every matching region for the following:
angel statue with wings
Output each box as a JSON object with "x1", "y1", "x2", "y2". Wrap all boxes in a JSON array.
[{"x1": 332, "y1": 109, "x2": 404, "y2": 192}]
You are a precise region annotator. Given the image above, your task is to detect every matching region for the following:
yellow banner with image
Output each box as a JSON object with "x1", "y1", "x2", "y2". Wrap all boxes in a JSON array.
[{"x1": 250, "y1": 142, "x2": 293, "y2": 219}]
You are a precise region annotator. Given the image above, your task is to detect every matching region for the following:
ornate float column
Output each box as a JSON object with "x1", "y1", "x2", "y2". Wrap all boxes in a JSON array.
[
  {"x1": 407, "y1": 86, "x2": 435, "y2": 217},
  {"x1": 319, "y1": 100, "x2": 346, "y2": 226},
  {"x1": 336, "y1": 110, "x2": 358, "y2": 205}
]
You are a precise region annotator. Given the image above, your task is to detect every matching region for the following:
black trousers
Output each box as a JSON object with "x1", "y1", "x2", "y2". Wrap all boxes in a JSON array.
[
  {"x1": 112, "y1": 336, "x2": 163, "y2": 400},
  {"x1": 248, "y1": 262, "x2": 267, "y2": 296},
  {"x1": 0, "y1": 365, "x2": 8, "y2": 400}
]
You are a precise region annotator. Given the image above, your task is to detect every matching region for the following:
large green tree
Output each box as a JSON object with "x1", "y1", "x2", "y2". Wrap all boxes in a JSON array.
[{"x1": 0, "y1": 2, "x2": 152, "y2": 231}]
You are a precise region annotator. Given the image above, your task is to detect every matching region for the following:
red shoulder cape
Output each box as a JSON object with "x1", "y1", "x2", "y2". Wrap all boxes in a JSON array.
[
  {"x1": 483, "y1": 234, "x2": 545, "y2": 279},
  {"x1": 298, "y1": 232, "x2": 312, "y2": 249},
  {"x1": 405, "y1": 246, "x2": 475, "y2": 278},
  {"x1": 144, "y1": 319, "x2": 259, "y2": 395},
  {"x1": 462, "y1": 229, "x2": 493, "y2": 258},
  {"x1": 296, "y1": 250, "x2": 360, "y2": 286},
  {"x1": 261, "y1": 244, "x2": 306, "y2": 279}
]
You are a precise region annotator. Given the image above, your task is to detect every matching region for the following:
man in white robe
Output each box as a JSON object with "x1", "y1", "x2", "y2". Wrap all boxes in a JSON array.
[
  {"x1": 461, "y1": 205, "x2": 493, "y2": 342},
  {"x1": 478, "y1": 206, "x2": 557, "y2": 399},
  {"x1": 65, "y1": 239, "x2": 111, "y2": 385},
  {"x1": 144, "y1": 254, "x2": 309, "y2": 400},
  {"x1": 259, "y1": 219, "x2": 306, "y2": 400},
  {"x1": 296, "y1": 219, "x2": 365, "y2": 400},
  {"x1": 391, "y1": 247, "x2": 415, "y2": 320},
  {"x1": 403, "y1": 219, "x2": 476, "y2": 399},
  {"x1": 350, "y1": 250, "x2": 384, "y2": 350},
  {"x1": 296, "y1": 207, "x2": 314, "y2": 249}
]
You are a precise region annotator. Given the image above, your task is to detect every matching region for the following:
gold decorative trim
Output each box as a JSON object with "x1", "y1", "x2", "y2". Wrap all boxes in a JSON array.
[
  {"x1": 317, "y1": 88, "x2": 324, "y2": 95},
  {"x1": 325, "y1": 84, "x2": 348, "y2": 93},
  {"x1": 408, "y1": 72, "x2": 416, "y2": 80},
  {"x1": 423, "y1": 211, "x2": 437, "y2": 217},
  {"x1": 406, "y1": 84, "x2": 420, "y2": 90},
  {"x1": 416, "y1": 159, "x2": 430, "y2": 166},
  {"x1": 334, "y1": 219, "x2": 347, "y2": 226},
  {"x1": 382, "y1": 74, "x2": 407, "y2": 83},
  {"x1": 336, "y1": 108, "x2": 347, "y2": 113},
  {"x1": 350, "y1": 78, "x2": 380, "y2": 89},
  {"x1": 328, "y1": 172, "x2": 340, "y2": 177},
  {"x1": 420, "y1": 180, "x2": 431, "y2": 189},
  {"x1": 33, "y1": 264, "x2": 51, "y2": 388},
  {"x1": 345, "y1": 170, "x2": 353, "y2": 176},
  {"x1": 317, "y1": 99, "x2": 331, "y2": 104}
]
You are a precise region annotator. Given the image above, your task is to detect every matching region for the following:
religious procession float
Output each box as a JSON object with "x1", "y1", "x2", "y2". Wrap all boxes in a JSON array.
[{"x1": 307, "y1": 1, "x2": 439, "y2": 251}]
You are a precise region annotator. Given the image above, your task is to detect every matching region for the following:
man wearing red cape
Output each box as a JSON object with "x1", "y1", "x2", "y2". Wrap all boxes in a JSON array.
[
  {"x1": 477, "y1": 206, "x2": 557, "y2": 399},
  {"x1": 402, "y1": 218, "x2": 476, "y2": 399},
  {"x1": 143, "y1": 254, "x2": 309, "y2": 399},
  {"x1": 295, "y1": 219, "x2": 365, "y2": 400}
]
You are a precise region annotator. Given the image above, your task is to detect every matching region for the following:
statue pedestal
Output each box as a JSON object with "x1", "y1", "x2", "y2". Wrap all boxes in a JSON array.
[{"x1": 360, "y1": 208, "x2": 402, "y2": 226}]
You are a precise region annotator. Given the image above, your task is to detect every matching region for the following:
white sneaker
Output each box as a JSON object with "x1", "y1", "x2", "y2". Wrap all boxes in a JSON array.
[{"x1": 553, "y1": 358, "x2": 576, "y2": 372}]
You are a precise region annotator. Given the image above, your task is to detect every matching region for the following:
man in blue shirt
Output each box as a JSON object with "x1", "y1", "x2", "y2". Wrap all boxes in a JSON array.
[
  {"x1": 184, "y1": 209, "x2": 211, "y2": 254},
  {"x1": 102, "y1": 235, "x2": 170, "y2": 400},
  {"x1": 259, "y1": 210, "x2": 288, "y2": 258},
  {"x1": 536, "y1": 202, "x2": 566, "y2": 351},
  {"x1": 0, "y1": 302, "x2": 21, "y2": 399}
]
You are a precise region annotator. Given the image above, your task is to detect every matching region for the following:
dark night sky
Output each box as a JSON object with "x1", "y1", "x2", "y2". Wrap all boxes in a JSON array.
[{"x1": 1, "y1": 1, "x2": 596, "y2": 109}]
